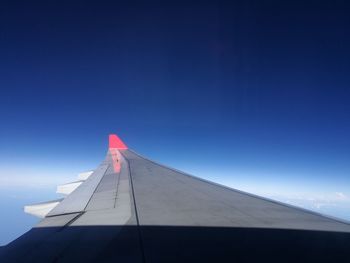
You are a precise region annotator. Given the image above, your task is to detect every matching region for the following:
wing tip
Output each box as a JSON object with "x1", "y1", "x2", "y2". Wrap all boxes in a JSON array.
[{"x1": 109, "y1": 134, "x2": 128, "y2": 149}]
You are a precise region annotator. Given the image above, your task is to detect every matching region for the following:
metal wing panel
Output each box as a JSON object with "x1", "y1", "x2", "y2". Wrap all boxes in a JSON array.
[
  {"x1": 122, "y1": 149, "x2": 350, "y2": 232},
  {"x1": 48, "y1": 163, "x2": 109, "y2": 216}
]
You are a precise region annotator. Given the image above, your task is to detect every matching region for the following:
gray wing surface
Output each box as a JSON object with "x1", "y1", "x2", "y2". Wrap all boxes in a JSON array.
[{"x1": 1, "y1": 137, "x2": 350, "y2": 262}]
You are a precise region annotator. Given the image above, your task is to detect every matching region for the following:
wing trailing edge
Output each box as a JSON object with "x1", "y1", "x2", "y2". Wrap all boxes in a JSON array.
[
  {"x1": 24, "y1": 199, "x2": 63, "y2": 218},
  {"x1": 78, "y1": 170, "x2": 94, "y2": 180},
  {"x1": 56, "y1": 180, "x2": 84, "y2": 195}
]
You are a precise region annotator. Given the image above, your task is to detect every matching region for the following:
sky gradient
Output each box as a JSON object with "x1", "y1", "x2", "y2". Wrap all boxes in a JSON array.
[{"x1": 1, "y1": 0, "x2": 350, "y2": 245}]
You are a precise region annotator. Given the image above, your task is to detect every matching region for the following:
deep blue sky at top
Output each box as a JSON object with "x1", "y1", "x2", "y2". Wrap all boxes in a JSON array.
[{"x1": 1, "y1": 0, "x2": 350, "y2": 190}]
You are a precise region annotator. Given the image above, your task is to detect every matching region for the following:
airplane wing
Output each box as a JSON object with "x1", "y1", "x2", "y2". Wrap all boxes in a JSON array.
[{"x1": 1, "y1": 134, "x2": 350, "y2": 262}]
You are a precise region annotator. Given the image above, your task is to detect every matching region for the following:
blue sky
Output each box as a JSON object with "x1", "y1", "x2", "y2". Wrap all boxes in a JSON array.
[{"x1": 1, "y1": 1, "x2": 350, "y2": 245}]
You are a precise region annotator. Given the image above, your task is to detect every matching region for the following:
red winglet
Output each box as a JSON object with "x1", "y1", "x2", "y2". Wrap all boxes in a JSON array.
[{"x1": 109, "y1": 134, "x2": 128, "y2": 149}]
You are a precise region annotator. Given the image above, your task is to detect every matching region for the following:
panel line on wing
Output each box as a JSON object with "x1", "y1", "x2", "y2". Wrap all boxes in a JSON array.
[{"x1": 120, "y1": 150, "x2": 146, "y2": 263}]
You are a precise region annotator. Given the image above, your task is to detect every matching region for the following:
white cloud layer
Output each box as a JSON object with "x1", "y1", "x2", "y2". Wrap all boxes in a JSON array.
[
  {"x1": 214, "y1": 177, "x2": 350, "y2": 222},
  {"x1": 0, "y1": 167, "x2": 78, "y2": 189}
]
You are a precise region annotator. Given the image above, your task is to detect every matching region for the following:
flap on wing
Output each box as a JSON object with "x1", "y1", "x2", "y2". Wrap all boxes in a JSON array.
[
  {"x1": 24, "y1": 199, "x2": 63, "y2": 218},
  {"x1": 78, "y1": 170, "x2": 94, "y2": 180},
  {"x1": 56, "y1": 180, "x2": 84, "y2": 195}
]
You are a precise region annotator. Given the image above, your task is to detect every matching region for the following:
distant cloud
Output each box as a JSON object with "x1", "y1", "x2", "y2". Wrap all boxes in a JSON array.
[
  {"x1": 335, "y1": 192, "x2": 348, "y2": 201},
  {"x1": 259, "y1": 191, "x2": 350, "y2": 222},
  {"x1": 265, "y1": 192, "x2": 350, "y2": 206},
  {"x1": 0, "y1": 167, "x2": 76, "y2": 189},
  {"x1": 216, "y1": 178, "x2": 350, "y2": 222},
  {"x1": 0, "y1": 175, "x2": 64, "y2": 189}
]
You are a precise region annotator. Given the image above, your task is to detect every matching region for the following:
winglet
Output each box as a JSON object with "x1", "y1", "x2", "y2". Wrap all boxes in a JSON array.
[{"x1": 109, "y1": 134, "x2": 128, "y2": 149}]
